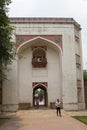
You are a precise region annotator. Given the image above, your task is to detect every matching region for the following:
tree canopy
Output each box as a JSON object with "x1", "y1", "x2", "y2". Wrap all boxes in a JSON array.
[
  {"x1": 83, "y1": 70, "x2": 87, "y2": 78},
  {"x1": 0, "y1": 0, "x2": 15, "y2": 86}
]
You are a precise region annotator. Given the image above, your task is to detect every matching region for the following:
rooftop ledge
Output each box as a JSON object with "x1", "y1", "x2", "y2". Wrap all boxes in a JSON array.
[{"x1": 9, "y1": 17, "x2": 81, "y2": 29}]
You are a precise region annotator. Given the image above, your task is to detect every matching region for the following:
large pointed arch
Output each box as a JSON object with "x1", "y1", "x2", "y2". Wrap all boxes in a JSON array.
[
  {"x1": 17, "y1": 36, "x2": 63, "y2": 108},
  {"x1": 17, "y1": 36, "x2": 62, "y2": 55}
]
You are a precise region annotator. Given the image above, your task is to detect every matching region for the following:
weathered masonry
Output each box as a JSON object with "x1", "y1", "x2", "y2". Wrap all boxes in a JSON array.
[{"x1": 0, "y1": 18, "x2": 85, "y2": 111}]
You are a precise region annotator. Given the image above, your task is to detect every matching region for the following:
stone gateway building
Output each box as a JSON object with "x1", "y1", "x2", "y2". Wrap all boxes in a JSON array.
[{"x1": 0, "y1": 18, "x2": 86, "y2": 111}]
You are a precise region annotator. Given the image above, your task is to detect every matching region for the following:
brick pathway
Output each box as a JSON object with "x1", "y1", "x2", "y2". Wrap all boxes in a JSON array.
[{"x1": 0, "y1": 109, "x2": 87, "y2": 130}]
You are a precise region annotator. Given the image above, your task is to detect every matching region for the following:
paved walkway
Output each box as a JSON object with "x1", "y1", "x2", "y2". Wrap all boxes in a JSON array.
[{"x1": 0, "y1": 109, "x2": 87, "y2": 130}]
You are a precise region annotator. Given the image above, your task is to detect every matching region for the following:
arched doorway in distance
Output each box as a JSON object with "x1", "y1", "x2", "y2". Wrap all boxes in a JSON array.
[{"x1": 33, "y1": 84, "x2": 48, "y2": 108}]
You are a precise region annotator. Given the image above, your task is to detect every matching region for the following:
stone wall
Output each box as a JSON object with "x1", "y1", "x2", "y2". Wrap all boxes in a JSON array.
[
  {"x1": 84, "y1": 78, "x2": 87, "y2": 108},
  {"x1": 0, "y1": 88, "x2": 2, "y2": 104},
  {"x1": 19, "y1": 103, "x2": 31, "y2": 110}
]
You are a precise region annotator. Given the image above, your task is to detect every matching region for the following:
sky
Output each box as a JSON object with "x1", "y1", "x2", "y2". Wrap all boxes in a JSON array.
[{"x1": 8, "y1": 0, "x2": 87, "y2": 69}]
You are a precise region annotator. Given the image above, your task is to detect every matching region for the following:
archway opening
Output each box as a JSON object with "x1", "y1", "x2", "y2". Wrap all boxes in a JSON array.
[{"x1": 33, "y1": 85, "x2": 48, "y2": 107}]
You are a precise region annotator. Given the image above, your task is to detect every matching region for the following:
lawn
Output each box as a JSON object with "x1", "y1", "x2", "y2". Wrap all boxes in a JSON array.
[{"x1": 72, "y1": 116, "x2": 87, "y2": 125}]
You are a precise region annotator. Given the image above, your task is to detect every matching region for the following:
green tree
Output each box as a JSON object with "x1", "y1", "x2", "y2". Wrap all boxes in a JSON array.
[
  {"x1": 0, "y1": 0, "x2": 15, "y2": 86},
  {"x1": 83, "y1": 70, "x2": 87, "y2": 78},
  {"x1": 38, "y1": 89, "x2": 44, "y2": 101}
]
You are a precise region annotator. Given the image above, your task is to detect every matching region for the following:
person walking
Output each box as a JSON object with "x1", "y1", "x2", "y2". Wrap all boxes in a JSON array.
[{"x1": 55, "y1": 99, "x2": 61, "y2": 116}]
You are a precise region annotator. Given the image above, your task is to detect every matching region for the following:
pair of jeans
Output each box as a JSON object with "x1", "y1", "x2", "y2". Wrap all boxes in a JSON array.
[{"x1": 56, "y1": 107, "x2": 61, "y2": 116}]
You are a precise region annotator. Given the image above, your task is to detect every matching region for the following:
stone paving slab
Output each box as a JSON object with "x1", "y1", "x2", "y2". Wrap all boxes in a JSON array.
[{"x1": 0, "y1": 109, "x2": 87, "y2": 130}]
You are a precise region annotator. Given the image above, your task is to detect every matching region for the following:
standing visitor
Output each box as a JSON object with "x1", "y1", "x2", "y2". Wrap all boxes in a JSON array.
[{"x1": 55, "y1": 99, "x2": 61, "y2": 116}]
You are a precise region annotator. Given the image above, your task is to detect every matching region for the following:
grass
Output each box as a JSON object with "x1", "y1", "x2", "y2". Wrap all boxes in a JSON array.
[
  {"x1": 72, "y1": 116, "x2": 87, "y2": 125},
  {"x1": 0, "y1": 117, "x2": 11, "y2": 126}
]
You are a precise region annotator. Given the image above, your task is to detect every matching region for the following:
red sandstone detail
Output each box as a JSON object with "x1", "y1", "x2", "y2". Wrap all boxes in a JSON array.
[
  {"x1": 16, "y1": 35, "x2": 62, "y2": 49},
  {"x1": 32, "y1": 82, "x2": 48, "y2": 87}
]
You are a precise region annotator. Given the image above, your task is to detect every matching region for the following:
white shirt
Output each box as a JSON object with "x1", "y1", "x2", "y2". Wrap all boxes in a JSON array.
[{"x1": 55, "y1": 101, "x2": 61, "y2": 108}]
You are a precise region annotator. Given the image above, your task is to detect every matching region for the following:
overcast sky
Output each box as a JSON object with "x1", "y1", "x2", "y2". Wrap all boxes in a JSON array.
[{"x1": 9, "y1": 0, "x2": 87, "y2": 69}]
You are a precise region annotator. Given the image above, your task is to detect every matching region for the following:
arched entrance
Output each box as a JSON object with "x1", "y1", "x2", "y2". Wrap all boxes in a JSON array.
[
  {"x1": 33, "y1": 84, "x2": 48, "y2": 107},
  {"x1": 17, "y1": 36, "x2": 62, "y2": 109}
]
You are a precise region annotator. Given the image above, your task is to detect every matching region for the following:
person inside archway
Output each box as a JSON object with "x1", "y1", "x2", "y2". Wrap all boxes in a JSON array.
[
  {"x1": 35, "y1": 97, "x2": 39, "y2": 108},
  {"x1": 35, "y1": 93, "x2": 39, "y2": 108}
]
